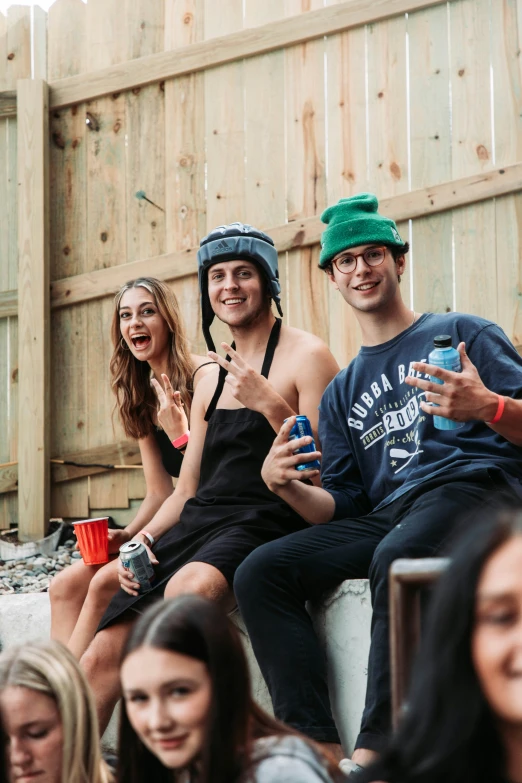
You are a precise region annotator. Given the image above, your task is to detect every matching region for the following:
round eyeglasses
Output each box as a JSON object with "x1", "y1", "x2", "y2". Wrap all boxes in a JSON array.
[{"x1": 333, "y1": 246, "x2": 387, "y2": 274}]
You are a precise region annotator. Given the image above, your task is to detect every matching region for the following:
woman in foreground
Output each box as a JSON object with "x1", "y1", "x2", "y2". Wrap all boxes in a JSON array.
[
  {"x1": 0, "y1": 640, "x2": 111, "y2": 783},
  {"x1": 117, "y1": 595, "x2": 346, "y2": 783},
  {"x1": 50, "y1": 277, "x2": 214, "y2": 660},
  {"x1": 358, "y1": 507, "x2": 522, "y2": 783}
]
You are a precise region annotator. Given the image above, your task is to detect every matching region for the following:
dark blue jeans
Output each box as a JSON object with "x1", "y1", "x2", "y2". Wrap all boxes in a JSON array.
[{"x1": 234, "y1": 472, "x2": 517, "y2": 751}]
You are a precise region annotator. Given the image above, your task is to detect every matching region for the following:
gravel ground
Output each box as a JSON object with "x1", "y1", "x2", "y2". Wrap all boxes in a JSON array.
[{"x1": 0, "y1": 539, "x2": 80, "y2": 595}]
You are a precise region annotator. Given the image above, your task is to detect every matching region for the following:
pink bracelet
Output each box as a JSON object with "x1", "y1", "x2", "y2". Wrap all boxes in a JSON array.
[
  {"x1": 172, "y1": 431, "x2": 190, "y2": 450},
  {"x1": 488, "y1": 395, "x2": 505, "y2": 424}
]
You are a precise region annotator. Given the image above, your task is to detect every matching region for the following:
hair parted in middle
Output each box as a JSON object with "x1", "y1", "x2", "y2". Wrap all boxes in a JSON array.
[
  {"x1": 117, "y1": 595, "x2": 345, "y2": 783},
  {"x1": 0, "y1": 640, "x2": 112, "y2": 783},
  {"x1": 110, "y1": 277, "x2": 194, "y2": 440}
]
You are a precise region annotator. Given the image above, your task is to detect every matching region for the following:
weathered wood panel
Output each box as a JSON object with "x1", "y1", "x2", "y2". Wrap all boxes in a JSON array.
[
  {"x1": 48, "y1": 0, "x2": 90, "y2": 519},
  {"x1": 165, "y1": 0, "x2": 206, "y2": 356},
  {"x1": 450, "y1": 0, "x2": 497, "y2": 320},
  {"x1": 17, "y1": 79, "x2": 50, "y2": 541},
  {"x1": 0, "y1": 7, "x2": 34, "y2": 529},
  {"x1": 48, "y1": 0, "x2": 449, "y2": 109},
  {"x1": 285, "y1": 0, "x2": 329, "y2": 344},
  {"x1": 408, "y1": 3, "x2": 453, "y2": 315}
]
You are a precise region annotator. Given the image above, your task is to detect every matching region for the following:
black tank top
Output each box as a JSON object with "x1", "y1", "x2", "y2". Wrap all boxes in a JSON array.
[
  {"x1": 152, "y1": 428, "x2": 183, "y2": 477},
  {"x1": 151, "y1": 361, "x2": 217, "y2": 478},
  {"x1": 192, "y1": 319, "x2": 297, "y2": 510}
]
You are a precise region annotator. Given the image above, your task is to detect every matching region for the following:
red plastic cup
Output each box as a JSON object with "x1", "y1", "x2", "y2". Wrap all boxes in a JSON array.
[{"x1": 72, "y1": 517, "x2": 109, "y2": 565}]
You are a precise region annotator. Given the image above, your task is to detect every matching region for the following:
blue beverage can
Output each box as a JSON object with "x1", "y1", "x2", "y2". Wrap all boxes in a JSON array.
[
  {"x1": 119, "y1": 541, "x2": 155, "y2": 592},
  {"x1": 285, "y1": 415, "x2": 321, "y2": 471},
  {"x1": 428, "y1": 335, "x2": 464, "y2": 431}
]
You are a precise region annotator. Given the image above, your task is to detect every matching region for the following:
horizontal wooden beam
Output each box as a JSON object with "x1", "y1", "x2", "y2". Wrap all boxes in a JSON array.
[
  {"x1": 0, "y1": 440, "x2": 142, "y2": 495},
  {"x1": 49, "y1": 0, "x2": 445, "y2": 109},
  {"x1": 0, "y1": 90, "x2": 16, "y2": 119},
  {"x1": 3, "y1": 163, "x2": 522, "y2": 318},
  {"x1": 51, "y1": 441, "x2": 141, "y2": 483},
  {"x1": 48, "y1": 163, "x2": 522, "y2": 309}
]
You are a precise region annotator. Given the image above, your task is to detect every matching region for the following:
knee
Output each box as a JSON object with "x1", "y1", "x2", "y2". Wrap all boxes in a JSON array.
[
  {"x1": 81, "y1": 629, "x2": 120, "y2": 680},
  {"x1": 369, "y1": 539, "x2": 403, "y2": 586},
  {"x1": 49, "y1": 563, "x2": 84, "y2": 605},
  {"x1": 234, "y1": 542, "x2": 285, "y2": 607},
  {"x1": 164, "y1": 564, "x2": 228, "y2": 602},
  {"x1": 88, "y1": 564, "x2": 118, "y2": 605}
]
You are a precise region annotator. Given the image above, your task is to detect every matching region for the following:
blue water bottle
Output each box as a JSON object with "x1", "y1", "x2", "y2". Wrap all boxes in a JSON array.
[{"x1": 428, "y1": 335, "x2": 464, "y2": 431}]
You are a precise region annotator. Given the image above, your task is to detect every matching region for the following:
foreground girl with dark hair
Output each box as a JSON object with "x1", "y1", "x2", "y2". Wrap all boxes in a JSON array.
[
  {"x1": 358, "y1": 507, "x2": 522, "y2": 783},
  {"x1": 117, "y1": 595, "x2": 346, "y2": 783},
  {"x1": 50, "y1": 278, "x2": 214, "y2": 661}
]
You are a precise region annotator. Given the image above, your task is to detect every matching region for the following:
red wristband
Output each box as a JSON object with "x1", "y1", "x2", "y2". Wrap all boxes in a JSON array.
[
  {"x1": 172, "y1": 431, "x2": 190, "y2": 450},
  {"x1": 488, "y1": 395, "x2": 505, "y2": 424}
]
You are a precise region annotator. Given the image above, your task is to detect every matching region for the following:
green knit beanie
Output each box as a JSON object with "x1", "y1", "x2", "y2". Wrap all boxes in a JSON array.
[{"x1": 319, "y1": 193, "x2": 406, "y2": 268}]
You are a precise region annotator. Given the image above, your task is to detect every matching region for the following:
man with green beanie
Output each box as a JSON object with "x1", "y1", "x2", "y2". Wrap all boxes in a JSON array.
[{"x1": 234, "y1": 193, "x2": 522, "y2": 768}]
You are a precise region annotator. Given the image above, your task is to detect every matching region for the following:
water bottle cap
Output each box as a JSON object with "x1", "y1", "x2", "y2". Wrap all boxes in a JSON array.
[{"x1": 433, "y1": 334, "x2": 452, "y2": 348}]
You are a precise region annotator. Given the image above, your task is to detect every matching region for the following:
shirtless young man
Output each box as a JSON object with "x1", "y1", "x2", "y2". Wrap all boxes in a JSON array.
[{"x1": 79, "y1": 222, "x2": 339, "y2": 731}]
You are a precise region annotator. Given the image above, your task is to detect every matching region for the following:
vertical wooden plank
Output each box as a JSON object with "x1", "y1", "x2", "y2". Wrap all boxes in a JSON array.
[
  {"x1": 85, "y1": 0, "x2": 129, "y2": 511},
  {"x1": 325, "y1": 2, "x2": 366, "y2": 366},
  {"x1": 0, "y1": 11, "x2": 6, "y2": 91},
  {"x1": 366, "y1": 15, "x2": 409, "y2": 198},
  {"x1": 1, "y1": 6, "x2": 32, "y2": 529},
  {"x1": 17, "y1": 79, "x2": 50, "y2": 541},
  {"x1": 33, "y1": 6, "x2": 48, "y2": 80},
  {"x1": 125, "y1": 0, "x2": 165, "y2": 265},
  {"x1": 165, "y1": 0, "x2": 206, "y2": 355},
  {"x1": 408, "y1": 4, "x2": 453, "y2": 315},
  {"x1": 285, "y1": 0, "x2": 328, "y2": 343},
  {"x1": 243, "y1": 0, "x2": 287, "y2": 326},
  {"x1": 450, "y1": 0, "x2": 496, "y2": 320},
  {"x1": 203, "y1": 0, "x2": 245, "y2": 352},
  {"x1": 48, "y1": 0, "x2": 90, "y2": 519},
  {"x1": 0, "y1": 10, "x2": 10, "y2": 528},
  {"x1": 491, "y1": 0, "x2": 522, "y2": 347}
]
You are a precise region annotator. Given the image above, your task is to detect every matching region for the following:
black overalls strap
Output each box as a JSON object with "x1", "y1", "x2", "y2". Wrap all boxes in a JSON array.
[{"x1": 204, "y1": 318, "x2": 282, "y2": 422}]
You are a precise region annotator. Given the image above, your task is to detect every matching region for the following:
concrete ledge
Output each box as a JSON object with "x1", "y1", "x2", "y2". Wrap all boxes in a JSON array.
[{"x1": 0, "y1": 579, "x2": 371, "y2": 753}]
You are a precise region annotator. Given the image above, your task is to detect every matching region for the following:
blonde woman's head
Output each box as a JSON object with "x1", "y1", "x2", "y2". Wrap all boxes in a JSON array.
[{"x1": 0, "y1": 641, "x2": 111, "y2": 783}]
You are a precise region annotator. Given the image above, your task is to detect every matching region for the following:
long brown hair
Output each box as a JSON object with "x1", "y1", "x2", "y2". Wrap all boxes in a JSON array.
[
  {"x1": 110, "y1": 278, "x2": 194, "y2": 440},
  {"x1": 117, "y1": 596, "x2": 343, "y2": 783}
]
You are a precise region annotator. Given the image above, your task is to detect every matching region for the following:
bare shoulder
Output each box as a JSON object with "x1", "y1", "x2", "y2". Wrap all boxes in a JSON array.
[
  {"x1": 191, "y1": 362, "x2": 219, "y2": 406},
  {"x1": 279, "y1": 326, "x2": 339, "y2": 368},
  {"x1": 190, "y1": 354, "x2": 219, "y2": 388}
]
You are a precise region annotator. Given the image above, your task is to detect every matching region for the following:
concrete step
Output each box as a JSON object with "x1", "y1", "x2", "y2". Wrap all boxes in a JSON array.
[{"x1": 0, "y1": 579, "x2": 371, "y2": 753}]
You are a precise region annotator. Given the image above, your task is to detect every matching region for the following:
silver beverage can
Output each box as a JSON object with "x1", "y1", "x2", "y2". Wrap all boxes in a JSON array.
[{"x1": 119, "y1": 541, "x2": 155, "y2": 592}]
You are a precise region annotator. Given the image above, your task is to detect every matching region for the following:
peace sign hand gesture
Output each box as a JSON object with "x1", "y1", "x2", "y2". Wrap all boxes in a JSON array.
[
  {"x1": 208, "y1": 343, "x2": 274, "y2": 414},
  {"x1": 151, "y1": 373, "x2": 189, "y2": 442}
]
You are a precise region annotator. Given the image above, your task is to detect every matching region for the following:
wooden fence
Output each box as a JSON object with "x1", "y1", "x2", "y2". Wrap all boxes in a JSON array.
[{"x1": 1, "y1": 0, "x2": 521, "y2": 538}]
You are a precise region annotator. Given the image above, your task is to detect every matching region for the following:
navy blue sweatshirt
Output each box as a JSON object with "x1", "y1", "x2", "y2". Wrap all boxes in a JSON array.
[{"x1": 318, "y1": 313, "x2": 522, "y2": 520}]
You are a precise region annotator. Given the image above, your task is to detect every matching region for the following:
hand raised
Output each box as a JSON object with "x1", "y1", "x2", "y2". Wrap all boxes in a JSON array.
[
  {"x1": 261, "y1": 416, "x2": 321, "y2": 493},
  {"x1": 207, "y1": 343, "x2": 274, "y2": 413},
  {"x1": 406, "y1": 342, "x2": 498, "y2": 422},
  {"x1": 151, "y1": 374, "x2": 189, "y2": 441}
]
